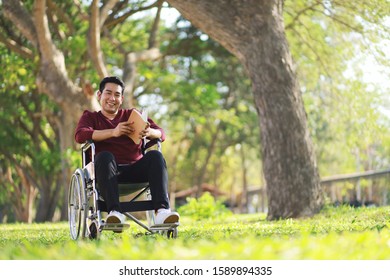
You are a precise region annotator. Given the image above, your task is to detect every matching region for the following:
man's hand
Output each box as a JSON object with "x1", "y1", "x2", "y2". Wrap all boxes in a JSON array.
[
  {"x1": 112, "y1": 121, "x2": 133, "y2": 137},
  {"x1": 92, "y1": 121, "x2": 156, "y2": 142},
  {"x1": 139, "y1": 122, "x2": 161, "y2": 140},
  {"x1": 139, "y1": 122, "x2": 151, "y2": 139},
  {"x1": 92, "y1": 122, "x2": 131, "y2": 142}
]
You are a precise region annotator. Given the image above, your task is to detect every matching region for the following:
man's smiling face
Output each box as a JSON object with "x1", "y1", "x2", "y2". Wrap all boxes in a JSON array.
[{"x1": 97, "y1": 82, "x2": 124, "y2": 118}]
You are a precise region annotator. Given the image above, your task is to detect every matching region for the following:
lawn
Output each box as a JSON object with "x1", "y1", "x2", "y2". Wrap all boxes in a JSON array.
[{"x1": 0, "y1": 205, "x2": 389, "y2": 260}]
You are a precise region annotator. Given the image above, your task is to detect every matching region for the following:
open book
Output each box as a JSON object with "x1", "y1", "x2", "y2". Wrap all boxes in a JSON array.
[{"x1": 127, "y1": 109, "x2": 148, "y2": 144}]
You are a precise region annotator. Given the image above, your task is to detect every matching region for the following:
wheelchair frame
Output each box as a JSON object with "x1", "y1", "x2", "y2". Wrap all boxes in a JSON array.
[{"x1": 68, "y1": 140, "x2": 178, "y2": 240}]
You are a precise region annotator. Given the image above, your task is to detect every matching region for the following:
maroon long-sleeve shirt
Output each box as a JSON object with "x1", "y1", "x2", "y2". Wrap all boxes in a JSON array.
[{"x1": 75, "y1": 109, "x2": 165, "y2": 164}]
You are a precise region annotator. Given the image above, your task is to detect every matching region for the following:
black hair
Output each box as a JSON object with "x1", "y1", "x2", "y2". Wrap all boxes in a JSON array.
[{"x1": 99, "y1": 76, "x2": 125, "y2": 94}]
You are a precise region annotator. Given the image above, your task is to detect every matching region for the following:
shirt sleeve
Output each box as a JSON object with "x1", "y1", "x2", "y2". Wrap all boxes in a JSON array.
[
  {"x1": 148, "y1": 117, "x2": 166, "y2": 142},
  {"x1": 75, "y1": 110, "x2": 95, "y2": 144}
]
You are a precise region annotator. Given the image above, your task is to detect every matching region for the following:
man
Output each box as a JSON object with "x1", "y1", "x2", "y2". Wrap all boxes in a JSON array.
[{"x1": 75, "y1": 76, "x2": 179, "y2": 226}]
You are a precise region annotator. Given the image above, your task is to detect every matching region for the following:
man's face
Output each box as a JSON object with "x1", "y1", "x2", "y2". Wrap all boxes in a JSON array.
[{"x1": 97, "y1": 82, "x2": 124, "y2": 115}]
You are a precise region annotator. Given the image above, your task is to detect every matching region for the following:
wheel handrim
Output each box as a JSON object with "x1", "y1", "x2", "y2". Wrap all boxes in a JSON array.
[
  {"x1": 68, "y1": 169, "x2": 87, "y2": 240},
  {"x1": 68, "y1": 174, "x2": 82, "y2": 239}
]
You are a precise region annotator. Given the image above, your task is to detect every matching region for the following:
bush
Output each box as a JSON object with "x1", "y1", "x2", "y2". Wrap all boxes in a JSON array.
[{"x1": 177, "y1": 192, "x2": 232, "y2": 220}]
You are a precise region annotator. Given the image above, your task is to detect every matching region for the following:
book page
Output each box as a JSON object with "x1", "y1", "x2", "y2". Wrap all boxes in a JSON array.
[{"x1": 127, "y1": 109, "x2": 148, "y2": 144}]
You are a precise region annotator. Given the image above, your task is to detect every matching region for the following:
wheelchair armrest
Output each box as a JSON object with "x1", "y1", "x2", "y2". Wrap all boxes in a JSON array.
[
  {"x1": 80, "y1": 138, "x2": 161, "y2": 166},
  {"x1": 143, "y1": 138, "x2": 162, "y2": 151},
  {"x1": 81, "y1": 139, "x2": 95, "y2": 152}
]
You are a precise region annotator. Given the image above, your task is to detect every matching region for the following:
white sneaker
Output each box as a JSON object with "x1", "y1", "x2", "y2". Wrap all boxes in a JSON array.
[
  {"x1": 106, "y1": 210, "x2": 125, "y2": 224},
  {"x1": 155, "y1": 208, "x2": 180, "y2": 224}
]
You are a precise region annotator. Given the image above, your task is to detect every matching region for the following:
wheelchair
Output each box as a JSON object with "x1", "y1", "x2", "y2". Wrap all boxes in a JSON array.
[{"x1": 68, "y1": 139, "x2": 179, "y2": 240}]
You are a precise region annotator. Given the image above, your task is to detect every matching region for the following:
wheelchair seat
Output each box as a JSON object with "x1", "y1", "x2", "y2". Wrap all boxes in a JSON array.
[{"x1": 68, "y1": 139, "x2": 178, "y2": 240}]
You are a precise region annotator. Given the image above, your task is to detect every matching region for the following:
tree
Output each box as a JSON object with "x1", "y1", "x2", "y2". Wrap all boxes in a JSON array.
[
  {"x1": 282, "y1": 0, "x2": 390, "y2": 178},
  {"x1": 167, "y1": 0, "x2": 322, "y2": 219},
  {"x1": 1, "y1": 0, "x2": 94, "y2": 221},
  {"x1": 0, "y1": 47, "x2": 63, "y2": 222},
  {"x1": 0, "y1": 0, "x2": 165, "y2": 221}
]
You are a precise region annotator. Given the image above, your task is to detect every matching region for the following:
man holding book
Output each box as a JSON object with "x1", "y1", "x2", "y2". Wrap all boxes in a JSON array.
[{"x1": 75, "y1": 76, "x2": 179, "y2": 226}]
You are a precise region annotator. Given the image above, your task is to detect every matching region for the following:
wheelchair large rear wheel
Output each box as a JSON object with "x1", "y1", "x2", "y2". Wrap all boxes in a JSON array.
[{"x1": 68, "y1": 168, "x2": 88, "y2": 240}]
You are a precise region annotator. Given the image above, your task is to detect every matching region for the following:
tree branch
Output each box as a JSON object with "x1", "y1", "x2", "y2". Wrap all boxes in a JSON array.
[
  {"x1": 290, "y1": 25, "x2": 331, "y2": 78},
  {"x1": 47, "y1": 0, "x2": 76, "y2": 35},
  {"x1": 149, "y1": 0, "x2": 164, "y2": 48},
  {"x1": 47, "y1": 3, "x2": 66, "y2": 41},
  {"x1": 284, "y1": 0, "x2": 323, "y2": 30},
  {"x1": 104, "y1": 1, "x2": 162, "y2": 29},
  {"x1": 2, "y1": 0, "x2": 38, "y2": 47},
  {"x1": 0, "y1": 32, "x2": 34, "y2": 59},
  {"x1": 33, "y1": 0, "x2": 66, "y2": 72},
  {"x1": 100, "y1": 0, "x2": 120, "y2": 29},
  {"x1": 312, "y1": 7, "x2": 363, "y2": 33},
  {"x1": 88, "y1": 0, "x2": 108, "y2": 78}
]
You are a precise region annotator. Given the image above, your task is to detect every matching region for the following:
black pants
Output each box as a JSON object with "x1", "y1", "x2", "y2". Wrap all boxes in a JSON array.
[{"x1": 94, "y1": 150, "x2": 170, "y2": 213}]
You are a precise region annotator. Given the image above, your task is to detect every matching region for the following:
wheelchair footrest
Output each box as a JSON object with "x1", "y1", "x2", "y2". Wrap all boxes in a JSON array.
[
  {"x1": 102, "y1": 223, "x2": 130, "y2": 232},
  {"x1": 150, "y1": 222, "x2": 179, "y2": 231}
]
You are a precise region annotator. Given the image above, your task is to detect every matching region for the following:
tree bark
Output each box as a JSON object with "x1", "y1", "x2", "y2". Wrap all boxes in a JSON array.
[
  {"x1": 88, "y1": 0, "x2": 109, "y2": 78},
  {"x1": 167, "y1": 0, "x2": 323, "y2": 219}
]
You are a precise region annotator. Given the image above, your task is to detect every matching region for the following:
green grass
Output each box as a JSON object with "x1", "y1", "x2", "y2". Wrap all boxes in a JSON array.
[{"x1": 1, "y1": 205, "x2": 389, "y2": 260}]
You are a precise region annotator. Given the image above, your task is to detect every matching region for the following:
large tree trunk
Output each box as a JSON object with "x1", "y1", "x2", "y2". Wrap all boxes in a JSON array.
[{"x1": 168, "y1": 0, "x2": 323, "y2": 219}]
